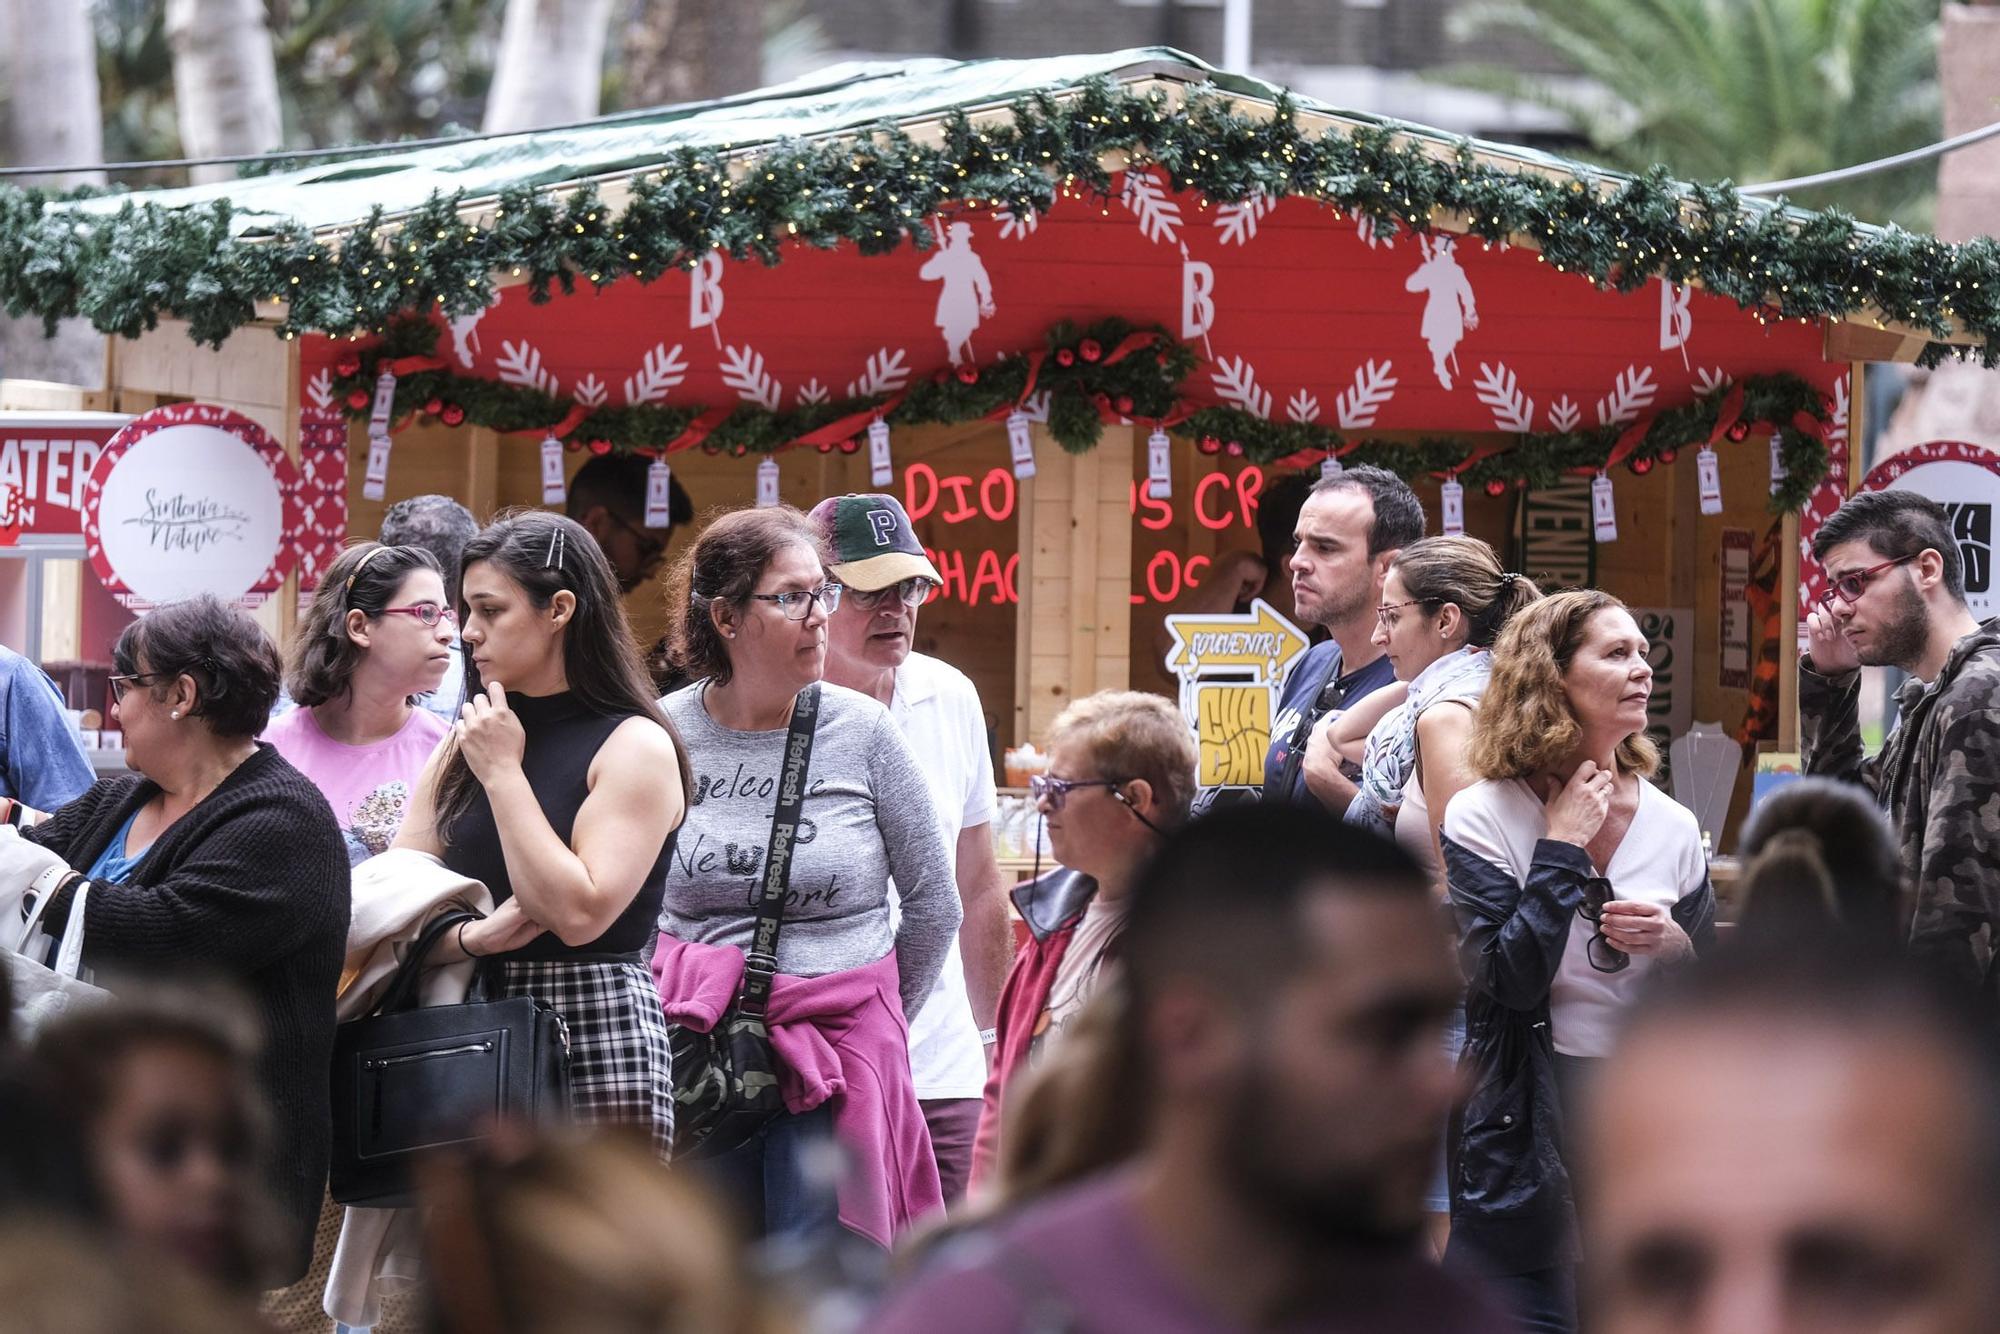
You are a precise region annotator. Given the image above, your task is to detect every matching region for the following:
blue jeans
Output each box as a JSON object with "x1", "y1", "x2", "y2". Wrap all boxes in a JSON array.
[{"x1": 695, "y1": 1103, "x2": 843, "y2": 1243}]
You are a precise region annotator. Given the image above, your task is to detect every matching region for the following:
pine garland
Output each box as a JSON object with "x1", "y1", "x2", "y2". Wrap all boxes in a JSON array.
[
  {"x1": 337, "y1": 316, "x2": 1834, "y2": 511},
  {"x1": 0, "y1": 79, "x2": 1994, "y2": 365}
]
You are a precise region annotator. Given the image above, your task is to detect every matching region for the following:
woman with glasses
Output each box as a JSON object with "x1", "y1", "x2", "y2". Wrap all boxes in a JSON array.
[
  {"x1": 263, "y1": 542, "x2": 456, "y2": 865},
  {"x1": 392, "y1": 511, "x2": 689, "y2": 1159},
  {"x1": 13, "y1": 594, "x2": 348, "y2": 1283},
  {"x1": 971, "y1": 690, "x2": 1196, "y2": 1189},
  {"x1": 1437, "y1": 590, "x2": 1714, "y2": 1334},
  {"x1": 654, "y1": 505, "x2": 960, "y2": 1243}
]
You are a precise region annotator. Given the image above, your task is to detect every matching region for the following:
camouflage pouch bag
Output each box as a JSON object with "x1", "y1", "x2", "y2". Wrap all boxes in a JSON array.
[{"x1": 669, "y1": 685, "x2": 819, "y2": 1161}]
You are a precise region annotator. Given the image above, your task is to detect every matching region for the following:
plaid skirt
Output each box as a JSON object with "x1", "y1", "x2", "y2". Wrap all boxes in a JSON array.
[{"x1": 495, "y1": 958, "x2": 674, "y2": 1160}]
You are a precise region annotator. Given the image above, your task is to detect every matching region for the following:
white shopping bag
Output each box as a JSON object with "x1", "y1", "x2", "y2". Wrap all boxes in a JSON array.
[{"x1": 10, "y1": 880, "x2": 110, "y2": 1038}]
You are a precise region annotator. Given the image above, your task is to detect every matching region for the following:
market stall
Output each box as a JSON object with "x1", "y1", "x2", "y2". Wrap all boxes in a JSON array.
[{"x1": 8, "y1": 47, "x2": 1996, "y2": 851}]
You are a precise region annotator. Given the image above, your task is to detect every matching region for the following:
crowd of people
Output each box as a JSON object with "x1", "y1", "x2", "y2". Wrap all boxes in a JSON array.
[{"x1": 0, "y1": 457, "x2": 1996, "y2": 1334}]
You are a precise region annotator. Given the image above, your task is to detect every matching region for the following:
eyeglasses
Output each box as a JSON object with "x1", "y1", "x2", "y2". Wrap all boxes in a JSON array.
[
  {"x1": 747, "y1": 582, "x2": 844, "y2": 621},
  {"x1": 607, "y1": 509, "x2": 668, "y2": 564},
  {"x1": 1376, "y1": 598, "x2": 1436, "y2": 627},
  {"x1": 843, "y1": 577, "x2": 936, "y2": 611},
  {"x1": 1578, "y1": 877, "x2": 1630, "y2": 974},
  {"x1": 1815, "y1": 555, "x2": 1917, "y2": 609},
  {"x1": 108, "y1": 671, "x2": 169, "y2": 703},
  {"x1": 1029, "y1": 774, "x2": 1127, "y2": 811},
  {"x1": 379, "y1": 602, "x2": 457, "y2": 627}
]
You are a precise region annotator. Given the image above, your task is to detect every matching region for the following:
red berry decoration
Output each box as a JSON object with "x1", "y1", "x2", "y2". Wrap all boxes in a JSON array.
[
  {"x1": 1726, "y1": 420, "x2": 1751, "y2": 443},
  {"x1": 335, "y1": 356, "x2": 361, "y2": 377},
  {"x1": 1055, "y1": 348, "x2": 1076, "y2": 368},
  {"x1": 1224, "y1": 440, "x2": 1245, "y2": 457},
  {"x1": 931, "y1": 369, "x2": 949, "y2": 385},
  {"x1": 1485, "y1": 479, "x2": 1508, "y2": 497},
  {"x1": 731, "y1": 443, "x2": 750, "y2": 458},
  {"x1": 440, "y1": 404, "x2": 466, "y2": 427},
  {"x1": 839, "y1": 438, "x2": 860, "y2": 454},
  {"x1": 1197, "y1": 436, "x2": 1222, "y2": 455},
  {"x1": 1629, "y1": 456, "x2": 1654, "y2": 476},
  {"x1": 1079, "y1": 338, "x2": 1103, "y2": 363},
  {"x1": 1091, "y1": 392, "x2": 1112, "y2": 412},
  {"x1": 345, "y1": 389, "x2": 370, "y2": 410},
  {"x1": 1659, "y1": 447, "x2": 1678, "y2": 464},
  {"x1": 423, "y1": 397, "x2": 443, "y2": 416},
  {"x1": 702, "y1": 441, "x2": 722, "y2": 455},
  {"x1": 818, "y1": 440, "x2": 837, "y2": 454},
  {"x1": 1114, "y1": 395, "x2": 1134, "y2": 415},
  {"x1": 588, "y1": 438, "x2": 612, "y2": 456},
  {"x1": 955, "y1": 364, "x2": 979, "y2": 385}
]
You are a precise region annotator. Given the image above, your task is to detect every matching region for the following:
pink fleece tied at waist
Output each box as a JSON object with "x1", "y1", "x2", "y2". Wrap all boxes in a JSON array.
[{"x1": 651, "y1": 937, "x2": 943, "y2": 1245}]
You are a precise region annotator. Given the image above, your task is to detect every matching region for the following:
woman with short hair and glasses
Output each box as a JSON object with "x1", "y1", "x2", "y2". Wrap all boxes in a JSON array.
[
  {"x1": 971, "y1": 690, "x2": 1196, "y2": 1189},
  {"x1": 263, "y1": 542, "x2": 457, "y2": 864},
  {"x1": 13, "y1": 594, "x2": 348, "y2": 1283},
  {"x1": 655, "y1": 504, "x2": 960, "y2": 1244},
  {"x1": 1438, "y1": 590, "x2": 1714, "y2": 1334}
]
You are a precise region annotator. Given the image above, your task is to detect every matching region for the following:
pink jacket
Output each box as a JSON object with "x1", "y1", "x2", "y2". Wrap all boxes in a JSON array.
[{"x1": 652, "y1": 938, "x2": 943, "y2": 1245}]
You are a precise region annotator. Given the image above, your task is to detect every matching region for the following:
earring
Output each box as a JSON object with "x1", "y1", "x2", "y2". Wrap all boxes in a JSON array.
[{"x1": 170, "y1": 710, "x2": 181, "y2": 720}]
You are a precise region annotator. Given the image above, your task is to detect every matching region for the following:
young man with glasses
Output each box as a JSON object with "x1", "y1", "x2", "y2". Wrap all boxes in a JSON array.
[
  {"x1": 1802, "y1": 489, "x2": 2000, "y2": 1001},
  {"x1": 811, "y1": 492, "x2": 1011, "y2": 1204}
]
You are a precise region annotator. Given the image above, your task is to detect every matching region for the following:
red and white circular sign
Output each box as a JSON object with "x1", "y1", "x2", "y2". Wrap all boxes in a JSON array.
[
  {"x1": 1854, "y1": 439, "x2": 2000, "y2": 621},
  {"x1": 84, "y1": 404, "x2": 304, "y2": 609}
]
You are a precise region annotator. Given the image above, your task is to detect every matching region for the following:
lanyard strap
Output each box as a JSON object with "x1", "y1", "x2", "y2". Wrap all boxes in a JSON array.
[
  {"x1": 738, "y1": 684, "x2": 821, "y2": 1018},
  {"x1": 1268, "y1": 651, "x2": 1344, "y2": 802}
]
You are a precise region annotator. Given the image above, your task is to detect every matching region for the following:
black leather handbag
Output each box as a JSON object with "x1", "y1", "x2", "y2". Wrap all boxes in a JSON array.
[
  {"x1": 668, "y1": 684, "x2": 819, "y2": 1161},
  {"x1": 329, "y1": 910, "x2": 572, "y2": 1208}
]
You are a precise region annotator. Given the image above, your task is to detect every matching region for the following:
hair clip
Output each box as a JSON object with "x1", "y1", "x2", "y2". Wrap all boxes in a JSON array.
[{"x1": 544, "y1": 525, "x2": 566, "y2": 570}]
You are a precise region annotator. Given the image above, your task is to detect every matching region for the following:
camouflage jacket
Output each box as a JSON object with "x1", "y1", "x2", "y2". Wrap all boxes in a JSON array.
[{"x1": 1800, "y1": 618, "x2": 2000, "y2": 994}]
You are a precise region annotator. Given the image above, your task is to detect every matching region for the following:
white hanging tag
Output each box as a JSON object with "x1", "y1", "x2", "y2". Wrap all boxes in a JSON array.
[
  {"x1": 756, "y1": 456, "x2": 780, "y2": 508},
  {"x1": 645, "y1": 458, "x2": 673, "y2": 528},
  {"x1": 1147, "y1": 429, "x2": 1171, "y2": 500},
  {"x1": 368, "y1": 370, "x2": 398, "y2": 435},
  {"x1": 1439, "y1": 478, "x2": 1465, "y2": 536},
  {"x1": 540, "y1": 434, "x2": 567, "y2": 506},
  {"x1": 868, "y1": 418, "x2": 893, "y2": 488},
  {"x1": 1769, "y1": 431, "x2": 1787, "y2": 495},
  {"x1": 1696, "y1": 445, "x2": 1723, "y2": 515},
  {"x1": 1007, "y1": 411, "x2": 1036, "y2": 479},
  {"x1": 1320, "y1": 452, "x2": 1343, "y2": 482},
  {"x1": 1592, "y1": 470, "x2": 1618, "y2": 543},
  {"x1": 362, "y1": 430, "x2": 392, "y2": 502}
]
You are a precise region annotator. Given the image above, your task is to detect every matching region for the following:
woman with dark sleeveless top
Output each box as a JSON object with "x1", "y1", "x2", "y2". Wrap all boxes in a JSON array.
[{"x1": 396, "y1": 512, "x2": 689, "y2": 1156}]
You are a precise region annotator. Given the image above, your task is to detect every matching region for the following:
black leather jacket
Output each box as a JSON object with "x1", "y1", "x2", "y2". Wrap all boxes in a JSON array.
[{"x1": 1440, "y1": 832, "x2": 1715, "y2": 1274}]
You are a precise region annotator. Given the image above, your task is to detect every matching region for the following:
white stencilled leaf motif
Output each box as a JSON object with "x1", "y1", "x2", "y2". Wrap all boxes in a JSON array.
[
  {"x1": 1595, "y1": 365, "x2": 1658, "y2": 426},
  {"x1": 622, "y1": 343, "x2": 688, "y2": 405},
  {"x1": 1692, "y1": 366, "x2": 1731, "y2": 396},
  {"x1": 844, "y1": 348, "x2": 910, "y2": 400},
  {"x1": 1121, "y1": 169, "x2": 1183, "y2": 246},
  {"x1": 796, "y1": 379, "x2": 829, "y2": 407},
  {"x1": 1211, "y1": 355, "x2": 1274, "y2": 419},
  {"x1": 1475, "y1": 362, "x2": 1536, "y2": 433},
  {"x1": 1827, "y1": 374, "x2": 1850, "y2": 446},
  {"x1": 1549, "y1": 396, "x2": 1582, "y2": 433},
  {"x1": 721, "y1": 344, "x2": 782, "y2": 411},
  {"x1": 1215, "y1": 193, "x2": 1277, "y2": 246},
  {"x1": 306, "y1": 369, "x2": 334, "y2": 410},
  {"x1": 1020, "y1": 390, "x2": 1052, "y2": 423},
  {"x1": 1287, "y1": 390, "x2": 1321, "y2": 424},
  {"x1": 1352, "y1": 208, "x2": 1395, "y2": 249},
  {"x1": 496, "y1": 339, "x2": 560, "y2": 396},
  {"x1": 574, "y1": 374, "x2": 607, "y2": 409},
  {"x1": 996, "y1": 208, "x2": 1040, "y2": 240},
  {"x1": 1335, "y1": 360, "x2": 1398, "y2": 430}
]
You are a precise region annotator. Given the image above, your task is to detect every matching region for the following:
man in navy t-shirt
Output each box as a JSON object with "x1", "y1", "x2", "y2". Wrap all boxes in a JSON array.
[{"x1": 1263, "y1": 466, "x2": 1425, "y2": 809}]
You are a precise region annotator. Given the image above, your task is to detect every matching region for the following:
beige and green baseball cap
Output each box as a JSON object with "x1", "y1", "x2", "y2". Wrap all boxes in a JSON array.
[{"x1": 808, "y1": 493, "x2": 942, "y2": 592}]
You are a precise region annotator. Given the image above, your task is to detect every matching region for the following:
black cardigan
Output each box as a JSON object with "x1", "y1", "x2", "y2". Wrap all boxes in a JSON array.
[{"x1": 26, "y1": 744, "x2": 350, "y2": 1284}]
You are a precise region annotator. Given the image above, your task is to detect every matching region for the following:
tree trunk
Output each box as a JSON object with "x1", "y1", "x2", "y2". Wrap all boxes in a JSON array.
[
  {"x1": 620, "y1": 0, "x2": 762, "y2": 109},
  {"x1": 164, "y1": 0, "x2": 283, "y2": 185},
  {"x1": 485, "y1": 0, "x2": 618, "y2": 133},
  {"x1": 0, "y1": 0, "x2": 105, "y2": 386}
]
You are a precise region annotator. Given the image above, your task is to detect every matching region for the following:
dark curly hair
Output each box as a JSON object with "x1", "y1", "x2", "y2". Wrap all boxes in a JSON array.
[{"x1": 112, "y1": 595, "x2": 281, "y2": 741}]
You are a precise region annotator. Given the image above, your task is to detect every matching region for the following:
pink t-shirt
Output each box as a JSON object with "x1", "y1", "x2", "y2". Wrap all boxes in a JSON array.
[{"x1": 262, "y1": 706, "x2": 448, "y2": 862}]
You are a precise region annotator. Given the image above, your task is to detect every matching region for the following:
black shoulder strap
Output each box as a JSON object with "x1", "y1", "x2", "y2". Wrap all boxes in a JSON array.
[
  {"x1": 737, "y1": 684, "x2": 820, "y2": 1018},
  {"x1": 1267, "y1": 648, "x2": 1343, "y2": 802}
]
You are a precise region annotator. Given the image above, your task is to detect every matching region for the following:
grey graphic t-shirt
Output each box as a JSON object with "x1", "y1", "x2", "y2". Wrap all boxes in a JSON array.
[{"x1": 659, "y1": 681, "x2": 960, "y2": 1019}]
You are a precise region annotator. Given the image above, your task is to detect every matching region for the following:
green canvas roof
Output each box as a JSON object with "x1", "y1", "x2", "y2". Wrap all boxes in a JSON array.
[{"x1": 57, "y1": 45, "x2": 1826, "y2": 238}]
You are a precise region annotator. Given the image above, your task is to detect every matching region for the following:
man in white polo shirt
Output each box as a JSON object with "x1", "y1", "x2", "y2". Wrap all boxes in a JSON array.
[{"x1": 812, "y1": 492, "x2": 1011, "y2": 1203}]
